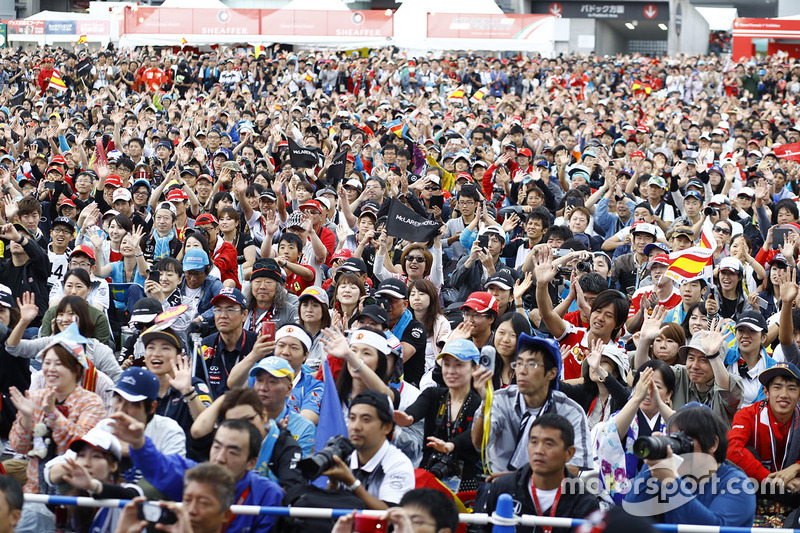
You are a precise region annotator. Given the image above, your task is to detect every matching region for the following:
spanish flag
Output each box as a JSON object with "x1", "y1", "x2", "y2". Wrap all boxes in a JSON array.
[
  {"x1": 180, "y1": 37, "x2": 188, "y2": 46},
  {"x1": 384, "y1": 119, "x2": 406, "y2": 139},
  {"x1": 447, "y1": 86, "x2": 464, "y2": 100},
  {"x1": 699, "y1": 218, "x2": 718, "y2": 250},
  {"x1": 48, "y1": 69, "x2": 67, "y2": 92},
  {"x1": 254, "y1": 45, "x2": 265, "y2": 59},
  {"x1": 663, "y1": 246, "x2": 714, "y2": 284},
  {"x1": 77, "y1": 35, "x2": 87, "y2": 44},
  {"x1": 470, "y1": 87, "x2": 487, "y2": 102},
  {"x1": 304, "y1": 71, "x2": 314, "y2": 83}
]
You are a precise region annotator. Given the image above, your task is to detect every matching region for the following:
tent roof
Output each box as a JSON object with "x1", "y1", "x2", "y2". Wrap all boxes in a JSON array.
[
  {"x1": 395, "y1": 0, "x2": 502, "y2": 15},
  {"x1": 160, "y1": 0, "x2": 228, "y2": 9},
  {"x1": 283, "y1": 0, "x2": 350, "y2": 10}
]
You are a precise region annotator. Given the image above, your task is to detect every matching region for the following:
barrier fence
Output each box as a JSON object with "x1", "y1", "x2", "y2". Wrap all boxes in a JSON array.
[{"x1": 23, "y1": 494, "x2": 800, "y2": 533}]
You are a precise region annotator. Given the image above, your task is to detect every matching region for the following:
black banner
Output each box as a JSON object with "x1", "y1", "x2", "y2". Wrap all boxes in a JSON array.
[
  {"x1": 385, "y1": 198, "x2": 442, "y2": 243},
  {"x1": 287, "y1": 138, "x2": 321, "y2": 169},
  {"x1": 325, "y1": 151, "x2": 347, "y2": 187}
]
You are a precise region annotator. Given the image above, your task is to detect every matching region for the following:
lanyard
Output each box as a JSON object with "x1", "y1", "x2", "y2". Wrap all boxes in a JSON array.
[
  {"x1": 222, "y1": 484, "x2": 250, "y2": 532},
  {"x1": 529, "y1": 478, "x2": 562, "y2": 533},
  {"x1": 444, "y1": 393, "x2": 466, "y2": 440},
  {"x1": 766, "y1": 407, "x2": 792, "y2": 472}
]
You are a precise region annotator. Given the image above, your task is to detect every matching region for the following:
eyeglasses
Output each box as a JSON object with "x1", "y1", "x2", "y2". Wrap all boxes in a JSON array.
[
  {"x1": 70, "y1": 261, "x2": 92, "y2": 269},
  {"x1": 52, "y1": 227, "x2": 72, "y2": 235},
  {"x1": 406, "y1": 256, "x2": 426, "y2": 263},
  {"x1": 213, "y1": 307, "x2": 242, "y2": 316},
  {"x1": 510, "y1": 360, "x2": 541, "y2": 371},
  {"x1": 424, "y1": 186, "x2": 439, "y2": 191},
  {"x1": 712, "y1": 226, "x2": 732, "y2": 235}
]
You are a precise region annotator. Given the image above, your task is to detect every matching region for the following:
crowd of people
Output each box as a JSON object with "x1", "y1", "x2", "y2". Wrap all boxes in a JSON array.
[{"x1": 0, "y1": 41, "x2": 798, "y2": 533}]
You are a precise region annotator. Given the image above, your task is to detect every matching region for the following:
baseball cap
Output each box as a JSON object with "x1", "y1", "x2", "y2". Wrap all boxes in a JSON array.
[
  {"x1": 735, "y1": 310, "x2": 767, "y2": 332},
  {"x1": 632, "y1": 222, "x2": 658, "y2": 238},
  {"x1": 332, "y1": 249, "x2": 352, "y2": 261},
  {"x1": 647, "y1": 176, "x2": 667, "y2": 189},
  {"x1": 105, "y1": 175, "x2": 123, "y2": 188},
  {"x1": 112, "y1": 367, "x2": 160, "y2": 402},
  {"x1": 337, "y1": 257, "x2": 368, "y2": 276},
  {"x1": 718, "y1": 256, "x2": 743, "y2": 274},
  {"x1": 195, "y1": 213, "x2": 218, "y2": 227},
  {"x1": 769, "y1": 253, "x2": 789, "y2": 268},
  {"x1": 166, "y1": 188, "x2": 188, "y2": 203},
  {"x1": 0, "y1": 284, "x2": 14, "y2": 309},
  {"x1": 58, "y1": 197, "x2": 77, "y2": 209},
  {"x1": 345, "y1": 178, "x2": 364, "y2": 190},
  {"x1": 298, "y1": 286, "x2": 329, "y2": 307},
  {"x1": 685, "y1": 190, "x2": 704, "y2": 203},
  {"x1": 299, "y1": 200, "x2": 324, "y2": 213},
  {"x1": 131, "y1": 297, "x2": 163, "y2": 324},
  {"x1": 517, "y1": 333, "x2": 562, "y2": 390},
  {"x1": 286, "y1": 211, "x2": 305, "y2": 229},
  {"x1": 353, "y1": 305, "x2": 389, "y2": 328},
  {"x1": 112, "y1": 188, "x2": 132, "y2": 203},
  {"x1": 52, "y1": 216, "x2": 75, "y2": 231},
  {"x1": 437, "y1": 338, "x2": 480, "y2": 363},
  {"x1": 686, "y1": 178, "x2": 705, "y2": 190},
  {"x1": 197, "y1": 173, "x2": 214, "y2": 183},
  {"x1": 518, "y1": 147, "x2": 533, "y2": 158},
  {"x1": 648, "y1": 254, "x2": 671, "y2": 268},
  {"x1": 211, "y1": 287, "x2": 247, "y2": 308},
  {"x1": 249, "y1": 356, "x2": 295, "y2": 381},
  {"x1": 461, "y1": 291, "x2": 499, "y2": 314},
  {"x1": 183, "y1": 248, "x2": 210, "y2": 272},
  {"x1": 140, "y1": 322, "x2": 182, "y2": 350},
  {"x1": 759, "y1": 362, "x2": 800, "y2": 387},
  {"x1": 643, "y1": 242, "x2": 670, "y2": 256},
  {"x1": 71, "y1": 244, "x2": 96, "y2": 262},
  {"x1": 485, "y1": 271, "x2": 514, "y2": 291},
  {"x1": 251, "y1": 258, "x2": 285, "y2": 283},
  {"x1": 375, "y1": 278, "x2": 408, "y2": 299},
  {"x1": 738, "y1": 187, "x2": 755, "y2": 199},
  {"x1": 69, "y1": 428, "x2": 122, "y2": 462},
  {"x1": 260, "y1": 189, "x2": 278, "y2": 202},
  {"x1": 357, "y1": 200, "x2": 381, "y2": 218},
  {"x1": 155, "y1": 201, "x2": 177, "y2": 217},
  {"x1": 709, "y1": 194, "x2": 731, "y2": 206}
]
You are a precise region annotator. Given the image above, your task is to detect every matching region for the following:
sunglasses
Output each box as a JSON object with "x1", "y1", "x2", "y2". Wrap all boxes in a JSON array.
[
  {"x1": 712, "y1": 226, "x2": 732, "y2": 235},
  {"x1": 406, "y1": 256, "x2": 426, "y2": 263}
]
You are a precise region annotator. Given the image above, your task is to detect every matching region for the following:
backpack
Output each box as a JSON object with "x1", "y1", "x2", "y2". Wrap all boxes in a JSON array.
[{"x1": 280, "y1": 484, "x2": 365, "y2": 533}]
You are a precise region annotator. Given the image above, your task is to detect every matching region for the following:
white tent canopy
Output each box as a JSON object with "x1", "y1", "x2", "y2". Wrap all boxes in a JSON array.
[
  {"x1": 160, "y1": 0, "x2": 227, "y2": 9},
  {"x1": 283, "y1": 0, "x2": 350, "y2": 10}
]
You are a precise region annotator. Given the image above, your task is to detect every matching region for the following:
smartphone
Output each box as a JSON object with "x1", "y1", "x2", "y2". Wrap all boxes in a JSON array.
[
  {"x1": 261, "y1": 320, "x2": 275, "y2": 342},
  {"x1": 148, "y1": 270, "x2": 161, "y2": 284},
  {"x1": 553, "y1": 248, "x2": 570, "y2": 258},
  {"x1": 566, "y1": 197, "x2": 581, "y2": 207},
  {"x1": 44, "y1": 182, "x2": 56, "y2": 191},
  {"x1": 773, "y1": 228, "x2": 791, "y2": 250},
  {"x1": 430, "y1": 195, "x2": 444, "y2": 209},
  {"x1": 477, "y1": 234, "x2": 490, "y2": 250},
  {"x1": 137, "y1": 502, "x2": 177, "y2": 525}
]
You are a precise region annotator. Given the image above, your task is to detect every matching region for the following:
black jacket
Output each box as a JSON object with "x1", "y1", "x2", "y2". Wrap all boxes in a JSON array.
[
  {"x1": 0, "y1": 236, "x2": 49, "y2": 326},
  {"x1": 481, "y1": 465, "x2": 599, "y2": 533}
]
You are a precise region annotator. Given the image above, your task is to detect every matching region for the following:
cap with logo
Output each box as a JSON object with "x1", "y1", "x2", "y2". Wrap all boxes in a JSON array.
[
  {"x1": 112, "y1": 188, "x2": 132, "y2": 203},
  {"x1": 251, "y1": 258, "x2": 285, "y2": 284},
  {"x1": 298, "y1": 286, "x2": 329, "y2": 307},
  {"x1": 71, "y1": 244, "x2": 96, "y2": 262},
  {"x1": 516, "y1": 333, "x2": 562, "y2": 390},
  {"x1": 437, "y1": 338, "x2": 480, "y2": 363},
  {"x1": 461, "y1": 291, "x2": 499, "y2": 314},
  {"x1": 718, "y1": 257, "x2": 743, "y2": 275},
  {"x1": 375, "y1": 278, "x2": 408, "y2": 300},
  {"x1": 735, "y1": 310, "x2": 767, "y2": 332},
  {"x1": 211, "y1": 287, "x2": 247, "y2": 308},
  {"x1": 631, "y1": 222, "x2": 658, "y2": 238},
  {"x1": 52, "y1": 216, "x2": 76, "y2": 231},
  {"x1": 112, "y1": 367, "x2": 160, "y2": 402},
  {"x1": 131, "y1": 297, "x2": 164, "y2": 325},
  {"x1": 758, "y1": 362, "x2": 800, "y2": 387},
  {"x1": 183, "y1": 248, "x2": 210, "y2": 272},
  {"x1": 485, "y1": 271, "x2": 515, "y2": 291},
  {"x1": 249, "y1": 356, "x2": 295, "y2": 381},
  {"x1": 69, "y1": 428, "x2": 123, "y2": 462},
  {"x1": 353, "y1": 305, "x2": 389, "y2": 328}
]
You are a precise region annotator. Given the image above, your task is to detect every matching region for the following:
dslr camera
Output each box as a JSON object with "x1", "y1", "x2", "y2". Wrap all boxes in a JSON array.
[
  {"x1": 633, "y1": 431, "x2": 694, "y2": 460},
  {"x1": 424, "y1": 451, "x2": 461, "y2": 480},
  {"x1": 298, "y1": 435, "x2": 356, "y2": 480}
]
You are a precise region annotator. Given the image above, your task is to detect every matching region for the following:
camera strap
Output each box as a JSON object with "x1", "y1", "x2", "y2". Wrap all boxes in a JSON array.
[{"x1": 221, "y1": 484, "x2": 251, "y2": 533}]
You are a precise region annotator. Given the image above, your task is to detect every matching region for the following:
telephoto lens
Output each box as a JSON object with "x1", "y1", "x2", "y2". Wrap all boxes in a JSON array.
[{"x1": 633, "y1": 431, "x2": 694, "y2": 460}]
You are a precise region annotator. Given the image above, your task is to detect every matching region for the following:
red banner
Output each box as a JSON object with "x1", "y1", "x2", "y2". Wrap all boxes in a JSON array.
[
  {"x1": 426, "y1": 13, "x2": 552, "y2": 40},
  {"x1": 4, "y1": 19, "x2": 45, "y2": 35},
  {"x1": 261, "y1": 9, "x2": 392, "y2": 37},
  {"x1": 773, "y1": 142, "x2": 800, "y2": 162},
  {"x1": 125, "y1": 7, "x2": 260, "y2": 35}
]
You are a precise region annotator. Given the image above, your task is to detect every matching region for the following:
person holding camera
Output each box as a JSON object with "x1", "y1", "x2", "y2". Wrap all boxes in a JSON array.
[
  {"x1": 322, "y1": 389, "x2": 415, "y2": 510},
  {"x1": 624, "y1": 405, "x2": 756, "y2": 527},
  {"x1": 479, "y1": 413, "x2": 600, "y2": 533},
  {"x1": 393, "y1": 339, "x2": 485, "y2": 491}
]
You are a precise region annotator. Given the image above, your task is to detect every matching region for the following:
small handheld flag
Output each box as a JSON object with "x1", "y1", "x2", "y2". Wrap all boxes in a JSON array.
[
  {"x1": 471, "y1": 87, "x2": 487, "y2": 102},
  {"x1": 47, "y1": 69, "x2": 67, "y2": 92},
  {"x1": 180, "y1": 37, "x2": 187, "y2": 46},
  {"x1": 77, "y1": 35, "x2": 87, "y2": 45},
  {"x1": 447, "y1": 86, "x2": 465, "y2": 100},
  {"x1": 254, "y1": 45, "x2": 265, "y2": 59}
]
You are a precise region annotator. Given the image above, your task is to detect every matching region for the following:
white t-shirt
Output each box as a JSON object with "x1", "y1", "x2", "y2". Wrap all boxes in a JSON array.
[{"x1": 347, "y1": 440, "x2": 415, "y2": 505}]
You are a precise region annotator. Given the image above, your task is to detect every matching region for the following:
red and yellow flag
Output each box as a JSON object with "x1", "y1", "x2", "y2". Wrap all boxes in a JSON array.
[
  {"x1": 699, "y1": 218, "x2": 718, "y2": 250},
  {"x1": 254, "y1": 45, "x2": 265, "y2": 59},
  {"x1": 447, "y1": 86, "x2": 464, "y2": 100},
  {"x1": 48, "y1": 69, "x2": 67, "y2": 92},
  {"x1": 180, "y1": 37, "x2": 188, "y2": 45},
  {"x1": 77, "y1": 35, "x2": 87, "y2": 44},
  {"x1": 470, "y1": 87, "x2": 487, "y2": 102},
  {"x1": 663, "y1": 247, "x2": 714, "y2": 284}
]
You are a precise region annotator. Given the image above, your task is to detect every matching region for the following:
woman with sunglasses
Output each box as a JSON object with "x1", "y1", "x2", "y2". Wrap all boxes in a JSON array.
[
  {"x1": 374, "y1": 237, "x2": 444, "y2": 290},
  {"x1": 711, "y1": 219, "x2": 733, "y2": 260}
]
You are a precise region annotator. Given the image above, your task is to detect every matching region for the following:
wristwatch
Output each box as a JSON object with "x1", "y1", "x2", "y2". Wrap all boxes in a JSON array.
[{"x1": 345, "y1": 479, "x2": 362, "y2": 492}]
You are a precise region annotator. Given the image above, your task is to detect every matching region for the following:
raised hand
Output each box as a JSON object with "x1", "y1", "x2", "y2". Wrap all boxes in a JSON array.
[
  {"x1": 533, "y1": 246, "x2": 558, "y2": 285},
  {"x1": 320, "y1": 328, "x2": 352, "y2": 359},
  {"x1": 17, "y1": 292, "x2": 38, "y2": 325},
  {"x1": 700, "y1": 316, "x2": 726, "y2": 357},
  {"x1": 640, "y1": 304, "x2": 669, "y2": 341},
  {"x1": 514, "y1": 271, "x2": 534, "y2": 302},
  {"x1": 586, "y1": 337, "x2": 608, "y2": 380},
  {"x1": 167, "y1": 354, "x2": 193, "y2": 396},
  {"x1": 8, "y1": 386, "x2": 33, "y2": 419},
  {"x1": 61, "y1": 457, "x2": 96, "y2": 491},
  {"x1": 632, "y1": 367, "x2": 654, "y2": 403},
  {"x1": 781, "y1": 267, "x2": 799, "y2": 304},
  {"x1": 393, "y1": 410, "x2": 414, "y2": 427}
]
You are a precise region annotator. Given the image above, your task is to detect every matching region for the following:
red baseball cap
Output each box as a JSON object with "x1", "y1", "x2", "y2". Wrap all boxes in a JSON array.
[
  {"x1": 648, "y1": 254, "x2": 671, "y2": 268},
  {"x1": 105, "y1": 175, "x2": 123, "y2": 188},
  {"x1": 50, "y1": 154, "x2": 67, "y2": 165},
  {"x1": 46, "y1": 165, "x2": 64, "y2": 176},
  {"x1": 460, "y1": 291, "x2": 499, "y2": 314},
  {"x1": 166, "y1": 188, "x2": 188, "y2": 202},
  {"x1": 346, "y1": 153, "x2": 356, "y2": 163},
  {"x1": 332, "y1": 248, "x2": 352, "y2": 261},
  {"x1": 299, "y1": 200, "x2": 324, "y2": 213},
  {"x1": 631, "y1": 150, "x2": 646, "y2": 159},
  {"x1": 195, "y1": 213, "x2": 218, "y2": 226},
  {"x1": 636, "y1": 125, "x2": 649, "y2": 133},
  {"x1": 517, "y1": 148, "x2": 533, "y2": 158},
  {"x1": 58, "y1": 197, "x2": 76, "y2": 208},
  {"x1": 71, "y1": 244, "x2": 96, "y2": 262}
]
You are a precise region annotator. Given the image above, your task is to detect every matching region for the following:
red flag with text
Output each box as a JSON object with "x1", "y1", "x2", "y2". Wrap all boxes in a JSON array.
[{"x1": 773, "y1": 142, "x2": 800, "y2": 162}]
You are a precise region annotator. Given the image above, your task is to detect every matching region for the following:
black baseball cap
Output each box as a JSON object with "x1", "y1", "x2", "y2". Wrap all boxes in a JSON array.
[
  {"x1": 375, "y1": 278, "x2": 408, "y2": 300},
  {"x1": 335, "y1": 258, "x2": 368, "y2": 279},
  {"x1": 735, "y1": 310, "x2": 767, "y2": 332},
  {"x1": 352, "y1": 305, "x2": 389, "y2": 328}
]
